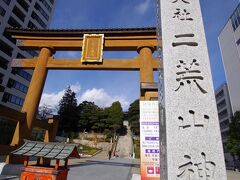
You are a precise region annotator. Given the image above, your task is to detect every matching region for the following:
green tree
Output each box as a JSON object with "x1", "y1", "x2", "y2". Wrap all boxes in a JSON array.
[
  {"x1": 226, "y1": 111, "x2": 240, "y2": 168},
  {"x1": 92, "y1": 107, "x2": 109, "y2": 133},
  {"x1": 128, "y1": 99, "x2": 140, "y2": 135},
  {"x1": 58, "y1": 86, "x2": 78, "y2": 135},
  {"x1": 107, "y1": 101, "x2": 124, "y2": 135},
  {"x1": 77, "y1": 101, "x2": 100, "y2": 132}
]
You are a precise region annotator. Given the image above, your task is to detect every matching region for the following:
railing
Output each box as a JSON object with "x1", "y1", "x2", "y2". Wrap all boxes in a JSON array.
[{"x1": 112, "y1": 136, "x2": 119, "y2": 157}]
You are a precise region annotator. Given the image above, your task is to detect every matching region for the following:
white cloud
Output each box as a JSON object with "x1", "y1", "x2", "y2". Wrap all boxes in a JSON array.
[
  {"x1": 79, "y1": 88, "x2": 129, "y2": 111},
  {"x1": 40, "y1": 83, "x2": 130, "y2": 113},
  {"x1": 39, "y1": 82, "x2": 81, "y2": 113},
  {"x1": 135, "y1": 0, "x2": 151, "y2": 14},
  {"x1": 40, "y1": 90, "x2": 64, "y2": 111},
  {"x1": 71, "y1": 83, "x2": 81, "y2": 93}
]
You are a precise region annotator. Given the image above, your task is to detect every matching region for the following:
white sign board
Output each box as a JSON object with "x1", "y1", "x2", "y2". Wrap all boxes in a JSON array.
[{"x1": 140, "y1": 101, "x2": 160, "y2": 180}]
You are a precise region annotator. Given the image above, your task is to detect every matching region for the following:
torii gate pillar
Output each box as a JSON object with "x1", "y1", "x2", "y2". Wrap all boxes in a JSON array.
[
  {"x1": 138, "y1": 46, "x2": 155, "y2": 100},
  {"x1": 11, "y1": 47, "x2": 53, "y2": 145}
]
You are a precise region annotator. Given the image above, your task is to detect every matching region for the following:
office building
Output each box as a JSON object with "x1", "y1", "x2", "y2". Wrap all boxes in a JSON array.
[
  {"x1": 0, "y1": 0, "x2": 56, "y2": 111},
  {"x1": 218, "y1": 3, "x2": 240, "y2": 114},
  {"x1": 215, "y1": 83, "x2": 234, "y2": 168}
]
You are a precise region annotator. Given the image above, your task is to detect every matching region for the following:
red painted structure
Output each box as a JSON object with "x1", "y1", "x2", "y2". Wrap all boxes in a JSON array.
[{"x1": 11, "y1": 140, "x2": 80, "y2": 180}]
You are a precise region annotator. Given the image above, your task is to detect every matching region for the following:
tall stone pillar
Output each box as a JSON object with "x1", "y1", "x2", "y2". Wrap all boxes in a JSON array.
[
  {"x1": 158, "y1": 0, "x2": 227, "y2": 179},
  {"x1": 14, "y1": 47, "x2": 52, "y2": 143}
]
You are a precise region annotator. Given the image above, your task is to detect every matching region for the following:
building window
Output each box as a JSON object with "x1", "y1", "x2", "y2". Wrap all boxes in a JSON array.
[
  {"x1": 0, "y1": 55, "x2": 9, "y2": 70},
  {"x1": 12, "y1": 69, "x2": 32, "y2": 82},
  {"x1": 7, "y1": 79, "x2": 28, "y2": 94},
  {"x1": 3, "y1": 30, "x2": 16, "y2": 44},
  {"x1": 216, "y1": 90, "x2": 224, "y2": 100},
  {"x1": 8, "y1": 94, "x2": 24, "y2": 106},
  {"x1": 217, "y1": 99, "x2": 226, "y2": 111},
  {"x1": 8, "y1": 16, "x2": 21, "y2": 27},
  {"x1": 0, "y1": 6, "x2": 6, "y2": 17},
  {"x1": 0, "y1": 73, "x2": 4, "y2": 84},
  {"x1": 49, "y1": 0, "x2": 54, "y2": 5},
  {"x1": 14, "y1": 81, "x2": 28, "y2": 94},
  {"x1": 2, "y1": 93, "x2": 24, "y2": 106},
  {"x1": 12, "y1": 6, "x2": 26, "y2": 22},
  {"x1": 0, "y1": 39, "x2": 13, "y2": 57},
  {"x1": 231, "y1": 4, "x2": 240, "y2": 31},
  {"x1": 218, "y1": 109, "x2": 228, "y2": 119},
  {"x1": 31, "y1": 12, "x2": 46, "y2": 28},
  {"x1": 17, "y1": 0, "x2": 29, "y2": 12},
  {"x1": 39, "y1": 0, "x2": 52, "y2": 13},
  {"x1": 9, "y1": 94, "x2": 24, "y2": 106},
  {"x1": 34, "y1": 3, "x2": 49, "y2": 20},
  {"x1": 27, "y1": 21, "x2": 37, "y2": 29},
  {"x1": 3, "y1": 0, "x2": 11, "y2": 5},
  {"x1": 220, "y1": 120, "x2": 230, "y2": 130}
]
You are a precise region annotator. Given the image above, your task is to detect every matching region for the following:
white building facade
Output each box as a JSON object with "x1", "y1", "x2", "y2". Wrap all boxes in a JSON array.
[
  {"x1": 0, "y1": 0, "x2": 56, "y2": 111},
  {"x1": 219, "y1": 3, "x2": 240, "y2": 114},
  {"x1": 215, "y1": 83, "x2": 234, "y2": 168},
  {"x1": 218, "y1": 3, "x2": 240, "y2": 169}
]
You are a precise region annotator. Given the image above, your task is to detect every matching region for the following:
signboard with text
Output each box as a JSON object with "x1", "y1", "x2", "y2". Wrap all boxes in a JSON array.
[
  {"x1": 81, "y1": 34, "x2": 104, "y2": 63},
  {"x1": 140, "y1": 101, "x2": 160, "y2": 180}
]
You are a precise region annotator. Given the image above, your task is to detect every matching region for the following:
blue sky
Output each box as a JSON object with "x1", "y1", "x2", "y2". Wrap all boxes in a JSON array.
[{"x1": 39, "y1": 0, "x2": 239, "y2": 111}]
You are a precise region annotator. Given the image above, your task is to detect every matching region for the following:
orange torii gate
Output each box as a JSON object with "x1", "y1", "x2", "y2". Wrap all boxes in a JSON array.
[{"x1": 6, "y1": 27, "x2": 162, "y2": 148}]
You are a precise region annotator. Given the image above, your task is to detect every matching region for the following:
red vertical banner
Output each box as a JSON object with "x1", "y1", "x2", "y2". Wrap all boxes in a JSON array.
[{"x1": 140, "y1": 101, "x2": 160, "y2": 180}]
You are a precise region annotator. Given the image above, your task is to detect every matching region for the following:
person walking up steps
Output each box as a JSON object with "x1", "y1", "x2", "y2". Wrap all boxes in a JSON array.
[{"x1": 108, "y1": 150, "x2": 112, "y2": 160}]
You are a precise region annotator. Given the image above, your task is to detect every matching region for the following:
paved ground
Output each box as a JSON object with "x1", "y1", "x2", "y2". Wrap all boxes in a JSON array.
[
  {"x1": 2, "y1": 154, "x2": 240, "y2": 180},
  {"x1": 66, "y1": 149, "x2": 139, "y2": 180},
  {"x1": 50, "y1": 153, "x2": 240, "y2": 180},
  {"x1": 0, "y1": 157, "x2": 240, "y2": 180},
  {"x1": 116, "y1": 127, "x2": 133, "y2": 158},
  {"x1": 227, "y1": 170, "x2": 240, "y2": 180},
  {"x1": 68, "y1": 158, "x2": 138, "y2": 180}
]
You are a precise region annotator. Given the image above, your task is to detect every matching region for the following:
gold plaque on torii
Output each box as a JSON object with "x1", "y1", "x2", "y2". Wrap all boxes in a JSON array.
[{"x1": 81, "y1": 34, "x2": 104, "y2": 63}]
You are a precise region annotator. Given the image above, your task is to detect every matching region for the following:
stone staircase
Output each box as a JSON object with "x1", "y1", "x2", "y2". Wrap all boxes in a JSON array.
[{"x1": 115, "y1": 127, "x2": 133, "y2": 159}]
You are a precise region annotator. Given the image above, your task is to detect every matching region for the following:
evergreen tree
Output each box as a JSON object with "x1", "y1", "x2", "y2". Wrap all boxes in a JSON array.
[
  {"x1": 128, "y1": 99, "x2": 140, "y2": 135},
  {"x1": 58, "y1": 86, "x2": 78, "y2": 135},
  {"x1": 99, "y1": 107, "x2": 113, "y2": 137},
  {"x1": 107, "y1": 101, "x2": 124, "y2": 135},
  {"x1": 77, "y1": 101, "x2": 100, "y2": 132},
  {"x1": 92, "y1": 107, "x2": 109, "y2": 133}
]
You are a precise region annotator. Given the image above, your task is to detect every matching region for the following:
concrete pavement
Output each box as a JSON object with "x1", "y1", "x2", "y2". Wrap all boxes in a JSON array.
[
  {"x1": 68, "y1": 158, "x2": 139, "y2": 180},
  {"x1": 227, "y1": 170, "x2": 240, "y2": 180},
  {"x1": 1, "y1": 152, "x2": 240, "y2": 180},
  {"x1": 0, "y1": 161, "x2": 240, "y2": 180},
  {"x1": 67, "y1": 157, "x2": 240, "y2": 180}
]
